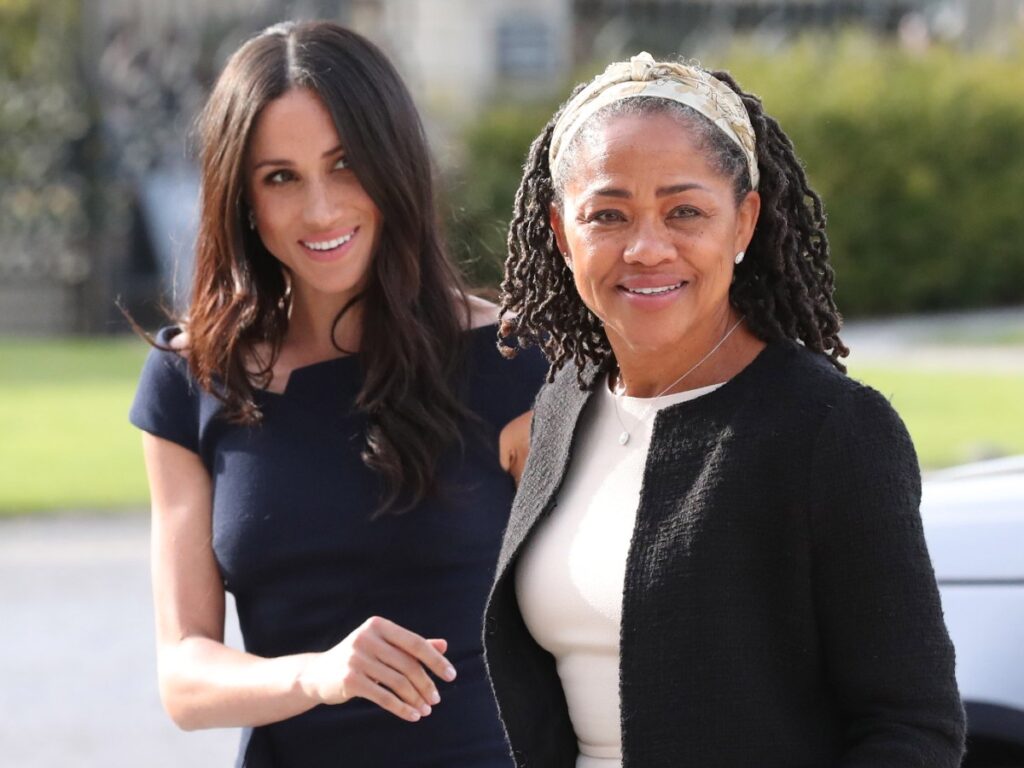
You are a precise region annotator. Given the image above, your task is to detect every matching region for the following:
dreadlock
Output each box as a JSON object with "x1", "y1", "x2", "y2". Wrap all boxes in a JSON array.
[{"x1": 499, "y1": 69, "x2": 848, "y2": 386}]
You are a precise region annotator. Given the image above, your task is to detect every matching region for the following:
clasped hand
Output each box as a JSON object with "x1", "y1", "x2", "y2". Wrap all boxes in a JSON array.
[{"x1": 300, "y1": 616, "x2": 455, "y2": 722}]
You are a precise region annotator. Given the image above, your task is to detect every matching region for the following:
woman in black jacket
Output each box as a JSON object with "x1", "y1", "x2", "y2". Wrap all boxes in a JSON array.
[{"x1": 486, "y1": 53, "x2": 965, "y2": 768}]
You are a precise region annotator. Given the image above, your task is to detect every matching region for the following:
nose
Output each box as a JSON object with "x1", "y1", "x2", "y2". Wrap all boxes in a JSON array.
[
  {"x1": 303, "y1": 180, "x2": 339, "y2": 229},
  {"x1": 623, "y1": 218, "x2": 674, "y2": 266}
]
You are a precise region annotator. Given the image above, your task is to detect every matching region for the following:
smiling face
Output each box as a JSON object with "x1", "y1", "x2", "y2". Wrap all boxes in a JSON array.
[
  {"x1": 247, "y1": 87, "x2": 382, "y2": 308},
  {"x1": 551, "y1": 111, "x2": 759, "y2": 361}
]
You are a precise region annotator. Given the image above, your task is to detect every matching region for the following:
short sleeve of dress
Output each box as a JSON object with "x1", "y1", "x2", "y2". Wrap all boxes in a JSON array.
[
  {"x1": 498, "y1": 343, "x2": 548, "y2": 417},
  {"x1": 129, "y1": 328, "x2": 201, "y2": 455},
  {"x1": 467, "y1": 327, "x2": 549, "y2": 432}
]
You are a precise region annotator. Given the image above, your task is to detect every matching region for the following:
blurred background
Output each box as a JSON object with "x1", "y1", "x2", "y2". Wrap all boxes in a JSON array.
[{"x1": 1, "y1": 0, "x2": 1022, "y2": 765}]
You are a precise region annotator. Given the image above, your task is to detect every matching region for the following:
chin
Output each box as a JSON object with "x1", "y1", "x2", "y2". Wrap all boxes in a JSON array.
[{"x1": 610, "y1": 324, "x2": 685, "y2": 356}]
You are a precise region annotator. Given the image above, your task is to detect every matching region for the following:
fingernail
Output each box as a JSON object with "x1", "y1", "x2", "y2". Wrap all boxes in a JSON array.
[
  {"x1": 444, "y1": 665, "x2": 457, "y2": 681},
  {"x1": 429, "y1": 690, "x2": 441, "y2": 705},
  {"x1": 420, "y1": 704, "x2": 432, "y2": 716},
  {"x1": 409, "y1": 711, "x2": 421, "y2": 722}
]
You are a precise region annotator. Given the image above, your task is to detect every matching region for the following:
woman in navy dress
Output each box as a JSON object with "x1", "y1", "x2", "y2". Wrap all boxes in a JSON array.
[{"x1": 129, "y1": 21, "x2": 544, "y2": 767}]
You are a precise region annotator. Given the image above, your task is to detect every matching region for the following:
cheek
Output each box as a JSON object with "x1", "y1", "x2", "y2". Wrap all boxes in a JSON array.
[
  {"x1": 566, "y1": 227, "x2": 613, "y2": 268},
  {"x1": 250, "y1": 189, "x2": 289, "y2": 232},
  {"x1": 255, "y1": 209, "x2": 292, "y2": 250}
]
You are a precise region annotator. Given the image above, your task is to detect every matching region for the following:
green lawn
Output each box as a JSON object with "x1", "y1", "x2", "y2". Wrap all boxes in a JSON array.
[
  {"x1": 0, "y1": 337, "x2": 1021, "y2": 514},
  {"x1": 849, "y1": 364, "x2": 1024, "y2": 469},
  {"x1": 0, "y1": 337, "x2": 151, "y2": 514}
]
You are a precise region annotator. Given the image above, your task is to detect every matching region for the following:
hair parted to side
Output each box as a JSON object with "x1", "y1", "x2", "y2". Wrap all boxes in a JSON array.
[
  {"x1": 499, "y1": 67, "x2": 849, "y2": 386},
  {"x1": 183, "y1": 20, "x2": 473, "y2": 514}
]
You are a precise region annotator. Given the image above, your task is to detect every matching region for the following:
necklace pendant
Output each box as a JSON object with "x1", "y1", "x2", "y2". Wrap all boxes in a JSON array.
[{"x1": 618, "y1": 430, "x2": 630, "y2": 446}]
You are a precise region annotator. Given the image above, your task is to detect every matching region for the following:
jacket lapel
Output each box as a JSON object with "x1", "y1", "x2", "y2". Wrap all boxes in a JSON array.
[{"x1": 494, "y1": 362, "x2": 599, "y2": 582}]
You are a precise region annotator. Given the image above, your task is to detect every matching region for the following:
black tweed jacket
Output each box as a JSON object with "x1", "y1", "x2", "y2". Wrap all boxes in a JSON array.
[{"x1": 483, "y1": 339, "x2": 965, "y2": 768}]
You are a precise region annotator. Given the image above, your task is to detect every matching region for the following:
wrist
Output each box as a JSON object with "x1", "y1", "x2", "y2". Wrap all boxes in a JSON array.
[{"x1": 293, "y1": 652, "x2": 325, "y2": 705}]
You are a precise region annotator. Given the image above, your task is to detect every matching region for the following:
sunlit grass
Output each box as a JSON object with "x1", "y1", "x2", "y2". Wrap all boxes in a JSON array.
[
  {"x1": 0, "y1": 337, "x2": 150, "y2": 514},
  {"x1": 0, "y1": 337, "x2": 1021, "y2": 514},
  {"x1": 850, "y1": 364, "x2": 1024, "y2": 469}
]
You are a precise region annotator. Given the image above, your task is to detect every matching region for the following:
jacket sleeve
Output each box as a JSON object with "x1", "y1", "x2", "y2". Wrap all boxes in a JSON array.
[{"x1": 807, "y1": 384, "x2": 965, "y2": 768}]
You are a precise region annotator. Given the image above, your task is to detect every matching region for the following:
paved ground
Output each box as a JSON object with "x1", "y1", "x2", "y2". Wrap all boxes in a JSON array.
[
  {"x1": 843, "y1": 306, "x2": 1024, "y2": 371},
  {"x1": 1, "y1": 308, "x2": 1020, "y2": 766},
  {"x1": 0, "y1": 513, "x2": 241, "y2": 767}
]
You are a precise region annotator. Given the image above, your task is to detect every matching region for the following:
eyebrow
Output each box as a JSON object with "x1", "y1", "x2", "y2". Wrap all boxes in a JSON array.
[
  {"x1": 252, "y1": 144, "x2": 345, "y2": 171},
  {"x1": 589, "y1": 182, "x2": 708, "y2": 198}
]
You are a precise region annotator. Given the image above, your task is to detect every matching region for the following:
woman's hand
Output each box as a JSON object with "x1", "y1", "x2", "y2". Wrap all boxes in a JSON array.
[
  {"x1": 500, "y1": 410, "x2": 533, "y2": 486},
  {"x1": 146, "y1": 435, "x2": 455, "y2": 730},
  {"x1": 300, "y1": 617, "x2": 455, "y2": 722}
]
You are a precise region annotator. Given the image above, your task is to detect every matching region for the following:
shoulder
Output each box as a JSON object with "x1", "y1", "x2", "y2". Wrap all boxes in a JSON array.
[
  {"x1": 130, "y1": 326, "x2": 203, "y2": 453},
  {"x1": 459, "y1": 323, "x2": 549, "y2": 426},
  {"x1": 464, "y1": 318, "x2": 549, "y2": 387},
  {"x1": 530, "y1": 359, "x2": 597, "y2": 435},
  {"x1": 762, "y1": 343, "x2": 921, "y2": 498},
  {"x1": 723, "y1": 340, "x2": 915, "y2": 481},
  {"x1": 137, "y1": 326, "x2": 192, "y2": 385},
  {"x1": 459, "y1": 295, "x2": 548, "y2": 389},
  {"x1": 466, "y1": 294, "x2": 500, "y2": 329},
  {"x1": 757, "y1": 339, "x2": 900, "y2": 426}
]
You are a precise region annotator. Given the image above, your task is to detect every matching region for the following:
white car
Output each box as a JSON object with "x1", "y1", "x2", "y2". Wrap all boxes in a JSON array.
[{"x1": 922, "y1": 455, "x2": 1024, "y2": 767}]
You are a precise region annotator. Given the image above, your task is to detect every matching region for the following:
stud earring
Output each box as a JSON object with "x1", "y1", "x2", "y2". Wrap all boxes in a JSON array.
[
  {"x1": 734, "y1": 251, "x2": 745, "y2": 265},
  {"x1": 248, "y1": 210, "x2": 256, "y2": 231}
]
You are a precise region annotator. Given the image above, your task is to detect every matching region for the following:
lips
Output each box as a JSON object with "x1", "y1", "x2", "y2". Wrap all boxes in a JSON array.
[
  {"x1": 303, "y1": 232, "x2": 353, "y2": 251},
  {"x1": 618, "y1": 275, "x2": 689, "y2": 297},
  {"x1": 299, "y1": 227, "x2": 358, "y2": 261},
  {"x1": 622, "y1": 282, "x2": 684, "y2": 296}
]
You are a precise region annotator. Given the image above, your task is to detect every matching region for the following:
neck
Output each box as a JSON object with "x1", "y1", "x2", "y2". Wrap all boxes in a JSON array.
[
  {"x1": 610, "y1": 310, "x2": 762, "y2": 398},
  {"x1": 285, "y1": 287, "x2": 363, "y2": 363}
]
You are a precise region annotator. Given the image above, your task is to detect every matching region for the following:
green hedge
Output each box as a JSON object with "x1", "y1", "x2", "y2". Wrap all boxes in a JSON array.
[
  {"x1": 445, "y1": 32, "x2": 1024, "y2": 316},
  {"x1": 442, "y1": 102, "x2": 560, "y2": 290}
]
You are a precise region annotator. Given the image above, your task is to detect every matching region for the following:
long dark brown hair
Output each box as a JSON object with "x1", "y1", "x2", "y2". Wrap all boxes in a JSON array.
[
  {"x1": 500, "y1": 69, "x2": 848, "y2": 383},
  {"x1": 184, "y1": 20, "x2": 472, "y2": 513}
]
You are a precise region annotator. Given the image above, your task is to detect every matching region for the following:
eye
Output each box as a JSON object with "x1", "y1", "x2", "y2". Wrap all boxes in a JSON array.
[
  {"x1": 333, "y1": 156, "x2": 351, "y2": 171},
  {"x1": 587, "y1": 209, "x2": 626, "y2": 224},
  {"x1": 669, "y1": 205, "x2": 702, "y2": 219},
  {"x1": 264, "y1": 169, "x2": 295, "y2": 185}
]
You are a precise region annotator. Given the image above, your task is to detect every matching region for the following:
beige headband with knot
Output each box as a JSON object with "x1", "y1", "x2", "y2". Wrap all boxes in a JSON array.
[{"x1": 548, "y1": 52, "x2": 760, "y2": 189}]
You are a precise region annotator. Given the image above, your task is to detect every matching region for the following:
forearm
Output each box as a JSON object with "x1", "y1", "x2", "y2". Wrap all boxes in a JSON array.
[{"x1": 159, "y1": 635, "x2": 321, "y2": 730}]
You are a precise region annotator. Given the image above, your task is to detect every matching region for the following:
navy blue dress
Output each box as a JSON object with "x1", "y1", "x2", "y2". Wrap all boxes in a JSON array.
[{"x1": 130, "y1": 324, "x2": 546, "y2": 768}]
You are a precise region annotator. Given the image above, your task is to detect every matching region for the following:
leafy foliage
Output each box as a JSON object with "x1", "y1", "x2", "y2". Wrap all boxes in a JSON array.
[
  {"x1": 718, "y1": 32, "x2": 1024, "y2": 315},
  {"x1": 443, "y1": 103, "x2": 559, "y2": 290},
  {"x1": 0, "y1": 0, "x2": 91, "y2": 284},
  {"x1": 445, "y1": 32, "x2": 1024, "y2": 316}
]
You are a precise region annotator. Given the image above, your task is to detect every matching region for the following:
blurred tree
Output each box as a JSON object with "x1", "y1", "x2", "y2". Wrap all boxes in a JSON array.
[
  {"x1": 443, "y1": 103, "x2": 558, "y2": 290},
  {"x1": 445, "y1": 30, "x2": 1024, "y2": 316},
  {"x1": 0, "y1": 0, "x2": 93, "y2": 331},
  {"x1": 719, "y1": 31, "x2": 1024, "y2": 314}
]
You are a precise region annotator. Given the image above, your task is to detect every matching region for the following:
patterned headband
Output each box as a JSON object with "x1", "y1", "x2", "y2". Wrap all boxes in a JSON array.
[{"x1": 548, "y1": 52, "x2": 760, "y2": 189}]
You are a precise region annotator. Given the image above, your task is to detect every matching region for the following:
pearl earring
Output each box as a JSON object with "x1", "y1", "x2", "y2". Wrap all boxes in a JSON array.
[
  {"x1": 248, "y1": 210, "x2": 256, "y2": 231},
  {"x1": 734, "y1": 251, "x2": 745, "y2": 265}
]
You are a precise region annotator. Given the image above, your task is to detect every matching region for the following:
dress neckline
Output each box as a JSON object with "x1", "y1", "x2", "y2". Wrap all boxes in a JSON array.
[{"x1": 261, "y1": 322, "x2": 501, "y2": 398}]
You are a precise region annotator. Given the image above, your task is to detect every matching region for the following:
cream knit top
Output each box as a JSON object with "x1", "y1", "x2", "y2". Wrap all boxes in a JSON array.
[{"x1": 515, "y1": 378, "x2": 722, "y2": 768}]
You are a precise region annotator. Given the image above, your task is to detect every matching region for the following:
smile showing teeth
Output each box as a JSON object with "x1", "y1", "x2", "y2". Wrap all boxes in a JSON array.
[
  {"x1": 302, "y1": 232, "x2": 354, "y2": 251},
  {"x1": 625, "y1": 282, "x2": 684, "y2": 296}
]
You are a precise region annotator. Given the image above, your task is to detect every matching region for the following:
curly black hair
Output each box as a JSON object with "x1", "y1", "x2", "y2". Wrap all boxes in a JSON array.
[{"x1": 498, "y1": 67, "x2": 848, "y2": 385}]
